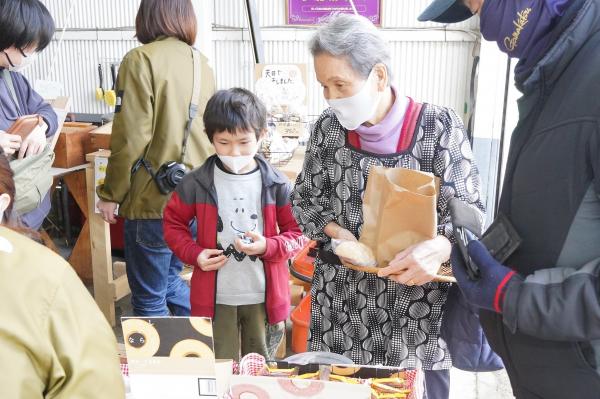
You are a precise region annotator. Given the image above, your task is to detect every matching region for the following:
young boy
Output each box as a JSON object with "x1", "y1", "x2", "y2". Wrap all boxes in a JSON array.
[{"x1": 163, "y1": 88, "x2": 305, "y2": 360}]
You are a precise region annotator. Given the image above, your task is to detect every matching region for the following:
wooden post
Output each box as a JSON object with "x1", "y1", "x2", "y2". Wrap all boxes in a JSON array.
[{"x1": 85, "y1": 151, "x2": 130, "y2": 327}]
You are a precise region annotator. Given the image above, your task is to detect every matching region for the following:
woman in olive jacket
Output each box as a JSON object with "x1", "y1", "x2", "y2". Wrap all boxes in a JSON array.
[{"x1": 97, "y1": 0, "x2": 214, "y2": 317}]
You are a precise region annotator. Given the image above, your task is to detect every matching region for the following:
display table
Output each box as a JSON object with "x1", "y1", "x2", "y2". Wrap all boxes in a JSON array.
[{"x1": 85, "y1": 150, "x2": 130, "y2": 326}]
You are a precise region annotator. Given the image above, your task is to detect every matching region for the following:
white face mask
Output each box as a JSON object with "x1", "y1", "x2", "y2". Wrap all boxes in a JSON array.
[
  {"x1": 218, "y1": 154, "x2": 256, "y2": 174},
  {"x1": 4, "y1": 50, "x2": 37, "y2": 72},
  {"x1": 326, "y1": 69, "x2": 381, "y2": 130}
]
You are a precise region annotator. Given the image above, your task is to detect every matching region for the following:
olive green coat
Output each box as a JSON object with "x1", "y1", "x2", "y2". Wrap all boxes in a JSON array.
[
  {"x1": 97, "y1": 37, "x2": 215, "y2": 219},
  {"x1": 0, "y1": 226, "x2": 125, "y2": 398}
]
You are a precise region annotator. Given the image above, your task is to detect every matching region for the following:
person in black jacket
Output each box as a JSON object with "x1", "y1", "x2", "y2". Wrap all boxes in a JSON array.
[{"x1": 419, "y1": 0, "x2": 600, "y2": 398}]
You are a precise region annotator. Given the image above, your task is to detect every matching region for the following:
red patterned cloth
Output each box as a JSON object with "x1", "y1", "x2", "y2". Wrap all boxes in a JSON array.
[
  {"x1": 238, "y1": 353, "x2": 266, "y2": 376},
  {"x1": 405, "y1": 369, "x2": 424, "y2": 399},
  {"x1": 120, "y1": 363, "x2": 129, "y2": 377}
]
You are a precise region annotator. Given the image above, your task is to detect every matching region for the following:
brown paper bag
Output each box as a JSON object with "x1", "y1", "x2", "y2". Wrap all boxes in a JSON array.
[{"x1": 360, "y1": 166, "x2": 438, "y2": 267}]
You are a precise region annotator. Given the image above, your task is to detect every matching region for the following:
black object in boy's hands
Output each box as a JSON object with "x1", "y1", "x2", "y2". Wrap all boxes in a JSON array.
[{"x1": 237, "y1": 233, "x2": 254, "y2": 245}]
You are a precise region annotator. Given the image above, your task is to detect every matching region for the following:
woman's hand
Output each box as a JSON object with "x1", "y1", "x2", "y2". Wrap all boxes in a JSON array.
[
  {"x1": 0, "y1": 131, "x2": 22, "y2": 156},
  {"x1": 96, "y1": 200, "x2": 118, "y2": 224},
  {"x1": 197, "y1": 249, "x2": 228, "y2": 271},
  {"x1": 378, "y1": 235, "x2": 451, "y2": 286},
  {"x1": 18, "y1": 121, "x2": 47, "y2": 159},
  {"x1": 234, "y1": 230, "x2": 267, "y2": 256}
]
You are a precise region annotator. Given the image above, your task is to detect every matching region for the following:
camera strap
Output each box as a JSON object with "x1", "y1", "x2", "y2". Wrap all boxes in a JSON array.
[
  {"x1": 181, "y1": 48, "x2": 201, "y2": 162},
  {"x1": 131, "y1": 47, "x2": 201, "y2": 177}
]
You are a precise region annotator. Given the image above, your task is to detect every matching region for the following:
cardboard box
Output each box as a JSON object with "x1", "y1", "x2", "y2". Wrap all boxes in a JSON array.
[
  {"x1": 228, "y1": 362, "x2": 423, "y2": 399},
  {"x1": 122, "y1": 316, "x2": 218, "y2": 399},
  {"x1": 88, "y1": 122, "x2": 112, "y2": 153},
  {"x1": 53, "y1": 122, "x2": 95, "y2": 168},
  {"x1": 229, "y1": 374, "x2": 371, "y2": 398}
]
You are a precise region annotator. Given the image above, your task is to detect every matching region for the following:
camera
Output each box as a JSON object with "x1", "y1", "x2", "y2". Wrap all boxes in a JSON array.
[{"x1": 154, "y1": 161, "x2": 187, "y2": 194}]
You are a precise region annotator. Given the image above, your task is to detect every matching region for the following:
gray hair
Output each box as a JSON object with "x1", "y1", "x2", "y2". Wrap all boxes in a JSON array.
[{"x1": 309, "y1": 13, "x2": 393, "y2": 83}]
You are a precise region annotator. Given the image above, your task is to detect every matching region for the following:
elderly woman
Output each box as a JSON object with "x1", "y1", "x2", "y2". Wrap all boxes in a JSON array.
[{"x1": 291, "y1": 13, "x2": 484, "y2": 398}]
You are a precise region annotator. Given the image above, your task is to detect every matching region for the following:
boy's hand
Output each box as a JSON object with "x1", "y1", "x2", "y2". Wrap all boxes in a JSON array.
[
  {"x1": 234, "y1": 230, "x2": 267, "y2": 256},
  {"x1": 197, "y1": 249, "x2": 228, "y2": 271}
]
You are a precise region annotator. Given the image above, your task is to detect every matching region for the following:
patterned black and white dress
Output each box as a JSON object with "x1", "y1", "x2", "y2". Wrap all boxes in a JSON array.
[{"x1": 291, "y1": 105, "x2": 484, "y2": 370}]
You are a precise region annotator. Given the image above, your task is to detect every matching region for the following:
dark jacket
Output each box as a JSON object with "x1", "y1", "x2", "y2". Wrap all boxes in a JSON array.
[
  {"x1": 481, "y1": 0, "x2": 600, "y2": 397},
  {"x1": 163, "y1": 155, "x2": 305, "y2": 324}
]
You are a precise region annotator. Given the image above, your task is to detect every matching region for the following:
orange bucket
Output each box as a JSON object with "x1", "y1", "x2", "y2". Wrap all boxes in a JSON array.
[
  {"x1": 290, "y1": 294, "x2": 311, "y2": 353},
  {"x1": 290, "y1": 241, "x2": 317, "y2": 291}
]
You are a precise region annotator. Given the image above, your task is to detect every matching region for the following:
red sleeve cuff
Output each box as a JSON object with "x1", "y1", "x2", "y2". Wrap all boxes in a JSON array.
[
  {"x1": 261, "y1": 237, "x2": 278, "y2": 261},
  {"x1": 494, "y1": 270, "x2": 517, "y2": 313}
]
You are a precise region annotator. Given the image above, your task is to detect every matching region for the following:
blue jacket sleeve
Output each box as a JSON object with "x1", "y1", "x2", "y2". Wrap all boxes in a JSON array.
[{"x1": 14, "y1": 72, "x2": 58, "y2": 137}]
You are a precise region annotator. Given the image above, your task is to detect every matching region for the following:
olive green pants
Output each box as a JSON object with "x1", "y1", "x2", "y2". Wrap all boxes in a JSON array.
[{"x1": 213, "y1": 303, "x2": 268, "y2": 361}]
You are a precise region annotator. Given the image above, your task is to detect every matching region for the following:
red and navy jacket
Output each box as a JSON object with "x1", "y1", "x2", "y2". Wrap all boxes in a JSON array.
[{"x1": 163, "y1": 155, "x2": 305, "y2": 324}]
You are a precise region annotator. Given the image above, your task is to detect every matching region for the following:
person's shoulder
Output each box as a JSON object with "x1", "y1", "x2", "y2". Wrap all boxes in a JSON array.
[
  {"x1": 420, "y1": 103, "x2": 464, "y2": 130},
  {"x1": 132, "y1": 38, "x2": 198, "y2": 61},
  {"x1": 0, "y1": 226, "x2": 72, "y2": 307},
  {"x1": 314, "y1": 108, "x2": 339, "y2": 131},
  {"x1": 0, "y1": 226, "x2": 69, "y2": 275},
  {"x1": 308, "y1": 108, "x2": 345, "y2": 148},
  {"x1": 121, "y1": 46, "x2": 152, "y2": 70},
  {"x1": 174, "y1": 156, "x2": 216, "y2": 201},
  {"x1": 263, "y1": 162, "x2": 291, "y2": 189}
]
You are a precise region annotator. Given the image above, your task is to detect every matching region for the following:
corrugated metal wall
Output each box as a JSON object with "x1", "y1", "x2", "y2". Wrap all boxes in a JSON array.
[
  {"x1": 213, "y1": 0, "x2": 479, "y2": 119},
  {"x1": 25, "y1": 37, "x2": 138, "y2": 115},
  {"x1": 23, "y1": 0, "x2": 140, "y2": 115},
  {"x1": 41, "y1": 0, "x2": 140, "y2": 29},
  {"x1": 23, "y1": 0, "x2": 478, "y2": 118}
]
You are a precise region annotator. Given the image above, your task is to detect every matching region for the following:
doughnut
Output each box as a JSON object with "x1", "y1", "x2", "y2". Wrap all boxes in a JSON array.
[
  {"x1": 122, "y1": 319, "x2": 160, "y2": 359},
  {"x1": 276, "y1": 379, "x2": 325, "y2": 396},
  {"x1": 169, "y1": 339, "x2": 215, "y2": 359},
  {"x1": 190, "y1": 317, "x2": 213, "y2": 337},
  {"x1": 230, "y1": 383, "x2": 270, "y2": 399},
  {"x1": 331, "y1": 365, "x2": 362, "y2": 376}
]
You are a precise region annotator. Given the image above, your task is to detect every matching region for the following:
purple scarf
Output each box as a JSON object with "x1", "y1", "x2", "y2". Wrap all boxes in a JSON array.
[
  {"x1": 354, "y1": 86, "x2": 409, "y2": 154},
  {"x1": 480, "y1": 0, "x2": 571, "y2": 66}
]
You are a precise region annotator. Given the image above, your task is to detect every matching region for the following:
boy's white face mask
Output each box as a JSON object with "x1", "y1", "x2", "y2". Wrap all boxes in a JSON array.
[
  {"x1": 326, "y1": 69, "x2": 381, "y2": 130},
  {"x1": 218, "y1": 154, "x2": 256, "y2": 174}
]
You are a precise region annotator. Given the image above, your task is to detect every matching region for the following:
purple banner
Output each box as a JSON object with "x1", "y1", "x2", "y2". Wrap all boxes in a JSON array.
[{"x1": 287, "y1": 0, "x2": 381, "y2": 26}]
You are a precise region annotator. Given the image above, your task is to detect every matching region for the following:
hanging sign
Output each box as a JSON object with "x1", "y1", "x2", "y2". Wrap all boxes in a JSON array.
[{"x1": 287, "y1": 0, "x2": 381, "y2": 26}]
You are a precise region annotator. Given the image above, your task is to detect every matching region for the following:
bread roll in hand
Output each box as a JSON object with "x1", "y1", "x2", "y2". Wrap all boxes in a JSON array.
[{"x1": 334, "y1": 240, "x2": 377, "y2": 267}]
